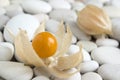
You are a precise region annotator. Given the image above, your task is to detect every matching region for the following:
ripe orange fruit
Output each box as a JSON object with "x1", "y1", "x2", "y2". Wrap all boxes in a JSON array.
[{"x1": 32, "y1": 32, "x2": 57, "y2": 58}]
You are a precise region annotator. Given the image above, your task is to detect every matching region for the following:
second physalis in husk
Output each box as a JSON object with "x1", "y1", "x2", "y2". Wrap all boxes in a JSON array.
[
  {"x1": 77, "y1": 4, "x2": 112, "y2": 35},
  {"x1": 14, "y1": 21, "x2": 83, "y2": 78}
]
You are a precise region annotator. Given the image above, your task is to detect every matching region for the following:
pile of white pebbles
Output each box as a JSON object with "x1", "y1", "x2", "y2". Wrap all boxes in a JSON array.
[{"x1": 0, "y1": 0, "x2": 120, "y2": 80}]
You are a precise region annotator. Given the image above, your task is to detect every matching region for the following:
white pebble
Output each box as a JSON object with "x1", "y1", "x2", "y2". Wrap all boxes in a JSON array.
[
  {"x1": 0, "y1": 0, "x2": 10, "y2": 7},
  {"x1": 49, "y1": 9, "x2": 77, "y2": 22},
  {"x1": 10, "y1": 0, "x2": 24, "y2": 4},
  {"x1": 103, "y1": 6, "x2": 120, "y2": 18},
  {"x1": 72, "y1": 1, "x2": 85, "y2": 12},
  {"x1": 0, "y1": 32, "x2": 3, "y2": 42},
  {"x1": 96, "y1": 38, "x2": 119, "y2": 47},
  {"x1": 79, "y1": 60, "x2": 99, "y2": 73},
  {"x1": 0, "y1": 7, "x2": 6, "y2": 16},
  {"x1": 34, "y1": 67, "x2": 52, "y2": 78},
  {"x1": 66, "y1": 0, "x2": 75, "y2": 3},
  {"x1": 0, "y1": 61, "x2": 33, "y2": 80},
  {"x1": 77, "y1": 41, "x2": 97, "y2": 52},
  {"x1": 111, "y1": 18, "x2": 120, "y2": 41},
  {"x1": 0, "y1": 42, "x2": 14, "y2": 61},
  {"x1": 4, "y1": 14, "x2": 40, "y2": 43},
  {"x1": 111, "y1": 0, "x2": 120, "y2": 8},
  {"x1": 21, "y1": 0, "x2": 52, "y2": 14},
  {"x1": 34, "y1": 14, "x2": 49, "y2": 23},
  {"x1": 54, "y1": 68, "x2": 81, "y2": 80},
  {"x1": 67, "y1": 44, "x2": 91, "y2": 61},
  {"x1": 81, "y1": 72, "x2": 102, "y2": 80},
  {"x1": 5, "y1": 4, "x2": 23, "y2": 18},
  {"x1": 0, "y1": 15, "x2": 9, "y2": 30},
  {"x1": 84, "y1": 0, "x2": 103, "y2": 8},
  {"x1": 71, "y1": 35, "x2": 77, "y2": 44},
  {"x1": 46, "y1": 19, "x2": 60, "y2": 34},
  {"x1": 32, "y1": 76, "x2": 49, "y2": 80},
  {"x1": 67, "y1": 21, "x2": 91, "y2": 41},
  {"x1": 67, "y1": 45, "x2": 79, "y2": 55},
  {"x1": 98, "y1": 64, "x2": 120, "y2": 80},
  {"x1": 82, "y1": 48, "x2": 91, "y2": 62},
  {"x1": 49, "y1": 0, "x2": 71, "y2": 10},
  {"x1": 91, "y1": 46, "x2": 120, "y2": 64}
]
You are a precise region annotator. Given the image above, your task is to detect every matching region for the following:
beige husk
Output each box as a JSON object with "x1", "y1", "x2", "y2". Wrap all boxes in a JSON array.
[
  {"x1": 77, "y1": 4, "x2": 112, "y2": 35},
  {"x1": 56, "y1": 46, "x2": 83, "y2": 70},
  {"x1": 14, "y1": 21, "x2": 83, "y2": 78}
]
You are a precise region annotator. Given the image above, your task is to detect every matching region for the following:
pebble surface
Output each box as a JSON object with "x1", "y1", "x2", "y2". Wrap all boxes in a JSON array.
[
  {"x1": 91, "y1": 46, "x2": 120, "y2": 64},
  {"x1": 0, "y1": 0, "x2": 120, "y2": 80}
]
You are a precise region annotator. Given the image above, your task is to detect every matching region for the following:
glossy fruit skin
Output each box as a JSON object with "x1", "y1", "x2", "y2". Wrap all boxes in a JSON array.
[{"x1": 32, "y1": 32, "x2": 57, "y2": 58}]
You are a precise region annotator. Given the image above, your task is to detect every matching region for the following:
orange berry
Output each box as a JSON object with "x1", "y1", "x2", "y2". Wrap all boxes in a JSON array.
[{"x1": 32, "y1": 32, "x2": 57, "y2": 58}]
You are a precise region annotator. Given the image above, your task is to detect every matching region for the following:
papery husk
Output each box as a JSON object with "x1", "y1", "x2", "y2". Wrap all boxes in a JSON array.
[
  {"x1": 55, "y1": 21, "x2": 65, "y2": 52},
  {"x1": 56, "y1": 46, "x2": 83, "y2": 70},
  {"x1": 15, "y1": 29, "x2": 45, "y2": 67},
  {"x1": 34, "y1": 21, "x2": 45, "y2": 37},
  {"x1": 77, "y1": 4, "x2": 112, "y2": 35},
  {"x1": 14, "y1": 22, "x2": 82, "y2": 78},
  {"x1": 54, "y1": 22, "x2": 72, "y2": 57}
]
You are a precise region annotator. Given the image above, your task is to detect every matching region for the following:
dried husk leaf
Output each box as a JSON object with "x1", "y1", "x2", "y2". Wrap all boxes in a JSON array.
[
  {"x1": 45, "y1": 66, "x2": 80, "y2": 78},
  {"x1": 15, "y1": 29, "x2": 45, "y2": 67},
  {"x1": 34, "y1": 21, "x2": 45, "y2": 37},
  {"x1": 54, "y1": 21, "x2": 65, "y2": 54},
  {"x1": 77, "y1": 4, "x2": 112, "y2": 35},
  {"x1": 55, "y1": 46, "x2": 83, "y2": 70},
  {"x1": 54, "y1": 23, "x2": 72, "y2": 57},
  {"x1": 14, "y1": 23, "x2": 82, "y2": 78}
]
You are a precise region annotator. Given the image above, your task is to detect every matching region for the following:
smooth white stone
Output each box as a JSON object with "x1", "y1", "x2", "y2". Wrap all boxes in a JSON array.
[
  {"x1": 67, "y1": 45, "x2": 79, "y2": 55},
  {"x1": 34, "y1": 14, "x2": 49, "y2": 23},
  {"x1": 72, "y1": 1, "x2": 85, "y2": 12},
  {"x1": 71, "y1": 35, "x2": 77, "y2": 44},
  {"x1": 77, "y1": 41, "x2": 97, "y2": 52},
  {"x1": 0, "y1": 8, "x2": 6, "y2": 15},
  {"x1": 67, "y1": 21, "x2": 91, "y2": 40},
  {"x1": 111, "y1": 0, "x2": 120, "y2": 8},
  {"x1": 84, "y1": 0, "x2": 103, "y2": 8},
  {"x1": 49, "y1": 0, "x2": 71, "y2": 10},
  {"x1": 96, "y1": 38, "x2": 119, "y2": 47},
  {"x1": 34, "y1": 67, "x2": 52, "y2": 78},
  {"x1": 5, "y1": 4, "x2": 23, "y2": 18},
  {"x1": 49, "y1": 9, "x2": 77, "y2": 22},
  {"x1": 91, "y1": 46, "x2": 120, "y2": 64},
  {"x1": 111, "y1": 18, "x2": 120, "y2": 41},
  {"x1": 67, "y1": 45, "x2": 91, "y2": 61},
  {"x1": 10, "y1": 0, "x2": 24, "y2": 4},
  {"x1": 54, "y1": 68, "x2": 81, "y2": 80},
  {"x1": 78, "y1": 60, "x2": 99, "y2": 73},
  {"x1": 46, "y1": 19, "x2": 60, "y2": 34},
  {"x1": 98, "y1": 64, "x2": 120, "y2": 80},
  {"x1": 0, "y1": 42, "x2": 14, "y2": 61},
  {"x1": 4, "y1": 14, "x2": 40, "y2": 43},
  {"x1": 82, "y1": 48, "x2": 91, "y2": 62},
  {"x1": 82, "y1": 72, "x2": 102, "y2": 80},
  {"x1": 0, "y1": 15, "x2": 9, "y2": 30},
  {"x1": 0, "y1": 32, "x2": 3, "y2": 42},
  {"x1": 66, "y1": 0, "x2": 75, "y2": 3},
  {"x1": 0, "y1": 61, "x2": 33, "y2": 80},
  {"x1": 0, "y1": 0, "x2": 10, "y2": 7},
  {"x1": 103, "y1": 6, "x2": 120, "y2": 18},
  {"x1": 32, "y1": 76, "x2": 49, "y2": 80},
  {"x1": 21, "y1": 0, "x2": 52, "y2": 14},
  {"x1": 101, "y1": 0, "x2": 110, "y2": 3}
]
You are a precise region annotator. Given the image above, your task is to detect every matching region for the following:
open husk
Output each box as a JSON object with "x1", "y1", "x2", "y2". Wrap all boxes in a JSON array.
[
  {"x1": 14, "y1": 22, "x2": 83, "y2": 78},
  {"x1": 77, "y1": 4, "x2": 112, "y2": 35},
  {"x1": 56, "y1": 46, "x2": 83, "y2": 70}
]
